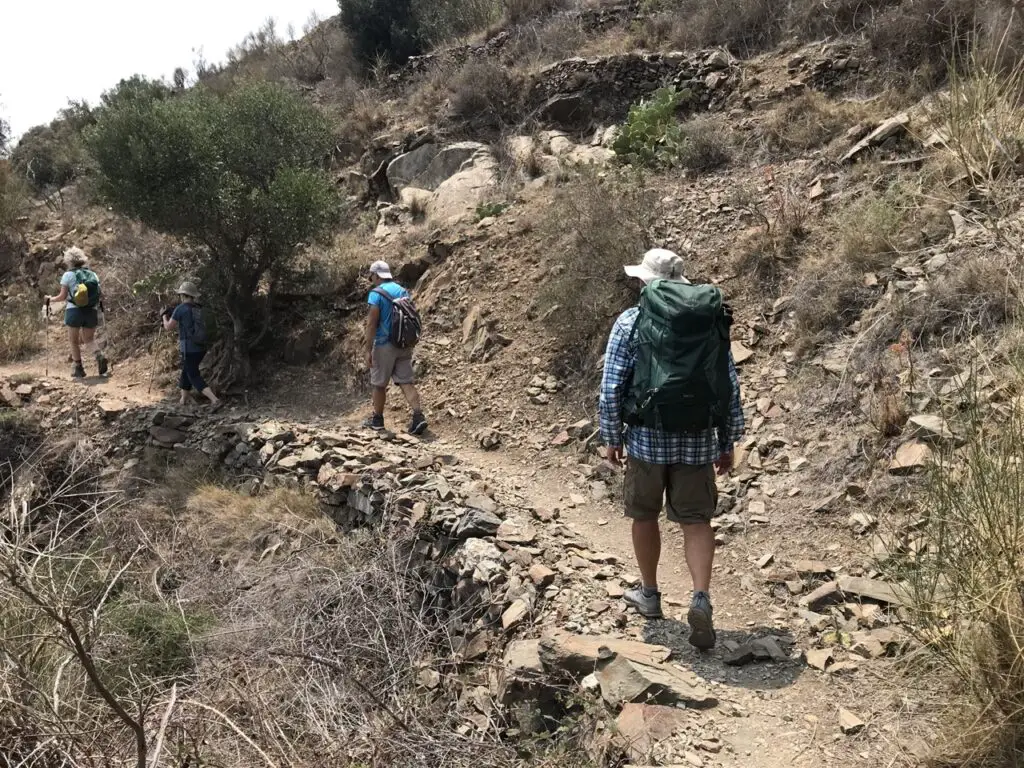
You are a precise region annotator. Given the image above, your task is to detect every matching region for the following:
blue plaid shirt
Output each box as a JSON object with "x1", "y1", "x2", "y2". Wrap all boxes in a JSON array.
[{"x1": 599, "y1": 307, "x2": 745, "y2": 465}]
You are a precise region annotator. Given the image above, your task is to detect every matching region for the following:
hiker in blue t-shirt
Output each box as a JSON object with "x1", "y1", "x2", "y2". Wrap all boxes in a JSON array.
[
  {"x1": 44, "y1": 246, "x2": 109, "y2": 379},
  {"x1": 362, "y1": 260, "x2": 427, "y2": 434},
  {"x1": 161, "y1": 281, "x2": 223, "y2": 412}
]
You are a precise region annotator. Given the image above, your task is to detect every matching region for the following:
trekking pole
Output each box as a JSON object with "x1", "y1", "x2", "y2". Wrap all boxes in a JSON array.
[
  {"x1": 147, "y1": 318, "x2": 163, "y2": 395},
  {"x1": 43, "y1": 297, "x2": 50, "y2": 376}
]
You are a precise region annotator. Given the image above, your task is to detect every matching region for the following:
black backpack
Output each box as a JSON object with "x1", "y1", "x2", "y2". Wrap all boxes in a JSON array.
[
  {"x1": 622, "y1": 279, "x2": 734, "y2": 448},
  {"x1": 372, "y1": 288, "x2": 422, "y2": 349},
  {"x1": 184, "y1": 304, "x2": 208, "y2": 349}
]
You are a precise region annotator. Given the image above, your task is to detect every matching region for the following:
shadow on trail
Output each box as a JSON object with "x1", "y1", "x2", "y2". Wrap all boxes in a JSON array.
[{"x1": 642, "y1": 619, "x2": 805, "y2": 691}]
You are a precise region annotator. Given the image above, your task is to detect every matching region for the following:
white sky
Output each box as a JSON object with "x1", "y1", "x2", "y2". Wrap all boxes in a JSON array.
[{"x1": 1, "y1": 0, "x2": 341, "y2": 140}]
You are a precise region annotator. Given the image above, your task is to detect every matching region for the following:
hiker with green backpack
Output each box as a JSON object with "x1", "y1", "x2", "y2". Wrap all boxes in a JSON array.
[
  {"x1": 599, "y1": 248, "x2": 745, "y2": 651},
  {"x1": 45, "y1": 246, "x2": 109, "y2": 379}
]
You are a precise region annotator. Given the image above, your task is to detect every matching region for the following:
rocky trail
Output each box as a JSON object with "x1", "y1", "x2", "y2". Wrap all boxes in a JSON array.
[{"x1": 0, "y1": 315, "x2": 940, "y2": 768}]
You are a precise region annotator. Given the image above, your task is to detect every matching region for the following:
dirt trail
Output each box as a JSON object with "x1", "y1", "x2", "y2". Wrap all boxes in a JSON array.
[{"x1": 0, "y1": 330, "x2": 931, "y2": 768}]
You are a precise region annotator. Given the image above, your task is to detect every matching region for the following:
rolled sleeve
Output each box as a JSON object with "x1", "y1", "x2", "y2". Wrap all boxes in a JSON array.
[{"x1": 599, "y1": 311, "x2": 636, "y2": 448}]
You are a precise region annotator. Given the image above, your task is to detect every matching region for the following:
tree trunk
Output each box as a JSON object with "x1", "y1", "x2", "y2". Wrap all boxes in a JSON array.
[{"x1": 206, "y1": 300, "x2": 251, "y2": 390}]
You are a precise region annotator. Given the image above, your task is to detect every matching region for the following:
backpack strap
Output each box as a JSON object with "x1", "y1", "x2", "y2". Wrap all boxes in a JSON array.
[{"x1": 371, "y1": 287, "x2": 396, "y2": 305}]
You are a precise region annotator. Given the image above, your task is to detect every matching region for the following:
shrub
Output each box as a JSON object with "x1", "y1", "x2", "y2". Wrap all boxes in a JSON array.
[
  {"x1": 636, "y1": 0, "x2": 783, "y2": 54},
  {"x1": 503, "y1": 0, "x2": 568, "y2": 25},
  {"x1": 613, "y1": 89, "x2": 730, "y2": 173},
  {"x1": 88, "y1": 81, "x2": 340, "y2": 383},
  {"x1": 538, "y1": 168, "x2": 658, "y2": 379},
  {"x1": 835, "y1": 190, "x2": 905, "y2": 271},
  {"x1": 104, "y1": 601, "x2": 213, "y2": 688},
  {"x1": 0, "y1": 158, "x2": 29, "y2": 244},
  {"x1": 732, "y1": 184, "x2": 811, "y2": 289},
  {"x1": 758, "y1": 92, "x2": 863, "y2": 154},
  {"x1": 898, "y1": 393, "x2": 1024, "y2": 764},
  {"x1": 414, "y1": 0, "x2": 502, "y2": 47},
  {"x1": 10, "y1": 122, "x2": 87, "y2": 192},
  {"x1": 339, "y1": 0, "x2": 423, "y2": 65},
  {"x1": 0, "y1": 297, "x2": 42, "y2": 363},
  {"x1": 448, "y1": 59, "x2": 527, "y2": 131}
]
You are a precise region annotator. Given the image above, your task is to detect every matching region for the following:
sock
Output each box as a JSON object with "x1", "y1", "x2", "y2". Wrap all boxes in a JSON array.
[
  {"x1": 641, "y1": 584, "x2": 659, "y2": 598},
  {"x1": 693, "y1": 589, "x2": 711, "y2": 603}
]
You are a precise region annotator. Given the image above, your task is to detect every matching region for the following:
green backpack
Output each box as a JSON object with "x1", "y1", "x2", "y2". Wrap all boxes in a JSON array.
[{"x1": 622, "y1": 279, "x2": 734, "y2": 447}]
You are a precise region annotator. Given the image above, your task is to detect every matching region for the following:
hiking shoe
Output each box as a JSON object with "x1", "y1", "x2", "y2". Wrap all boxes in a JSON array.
[
  {"x1": 408, "y1": 411, "x2": 428, "y2": 435},
  {"x1": 71, "y1": 362, "x2": 86, "y2": 379},
  {"x1": 96, "y1": 353, "x2": 109, "y2": 376},
  {"x1": 361, "y1": 413, "x2": 385, "y2": 431},
  {"x1": 687, "y1": 592, "x2": 716, "y2": 651},
  {"x1": 623, "y1": 585, "x2": 664, "y2": 619}
]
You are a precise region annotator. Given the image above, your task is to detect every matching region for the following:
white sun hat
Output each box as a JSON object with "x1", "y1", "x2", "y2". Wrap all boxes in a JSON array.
[{"x1": 623, "y1": 248, "x2": 689, "y2": 284}]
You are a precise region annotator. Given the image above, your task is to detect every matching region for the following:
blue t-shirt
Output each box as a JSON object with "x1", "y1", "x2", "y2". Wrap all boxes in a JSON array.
[
  {"x1": 368, "y1": 282, "x2": 409, "y2": 347},
  {"x1": 171, "y1": 302, "x2": 206, "y2": 355}
]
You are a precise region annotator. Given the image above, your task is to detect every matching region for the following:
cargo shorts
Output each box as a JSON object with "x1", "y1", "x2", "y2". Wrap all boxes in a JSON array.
[
  {"x1": 624, "y1": 458, "x2": 718, "y2": 525},
  {"x1": 370, "y1": 343, "x2": 415, "y2": 388}
]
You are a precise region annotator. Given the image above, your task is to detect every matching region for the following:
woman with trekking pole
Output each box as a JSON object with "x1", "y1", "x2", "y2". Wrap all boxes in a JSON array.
[
  {"x1": 44, "y1": 246, "x2": 110, "y2": 379},
  {"x1": 161, "y1": 281, "x2": 223, "y2": 412}
]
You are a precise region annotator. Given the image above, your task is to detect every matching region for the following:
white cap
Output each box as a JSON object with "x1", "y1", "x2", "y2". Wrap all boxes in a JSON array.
[
  {"x1": 369, "y1": 260, "x2": 393, "y2": 279},
  {"x1": 624, "y1": 248, "x2": 688, "y2": 284}
]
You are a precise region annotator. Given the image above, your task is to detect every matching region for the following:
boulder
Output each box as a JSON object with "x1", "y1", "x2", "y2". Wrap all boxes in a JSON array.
[
  {"x1": 595, "y1": 654, "x2": 716, "y2": 709},
  {"x1": 150, "y1": 426, "x2": 189, "y2": 447},
  {"x1": 537, "y1": 93, "x2": 591, "y2": 130},
  {"x1": 907, "y1": 414, "x2": 955, "y2": 445},
  {"x1": 385, "y1": 143, "x2": 438, "y2": 190},
  {"x1": 455, "y1": 509, "x2": 503, "y2": 539},
  {"x1": 388, "y1": 141, "x2": 492, "y2": 194},
  {"x1": 429, "y1": 150, "x2": 500, "y2": 226},
  {"x1": 615, "y1": 704, "x2": 690, "y2": 762},
  {"x1": 539, "y1": 630, "x2": 671, "y2": 678},
  {"x1": 889, "y1": 439, "x2": 933, "y2": 474}
]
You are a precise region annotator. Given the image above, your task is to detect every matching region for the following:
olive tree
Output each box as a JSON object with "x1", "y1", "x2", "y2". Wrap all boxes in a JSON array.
[{"x1": 88, "y1": 81, "x2": 339, "y2": 383}]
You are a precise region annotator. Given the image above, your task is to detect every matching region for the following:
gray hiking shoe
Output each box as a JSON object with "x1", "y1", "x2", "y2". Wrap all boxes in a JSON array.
[
  {"x1": 623, "y1": 585, "x2": 664, "y2": 619},
  {"x1": 96, "y1": 353, "x2": 109, "y2": 376},
  {"x1": 71, "y1": 362, "x2": 86, "y2": 379},
  {"x1": 687, "y1": 591, "x2": 716, "y2": 651}
]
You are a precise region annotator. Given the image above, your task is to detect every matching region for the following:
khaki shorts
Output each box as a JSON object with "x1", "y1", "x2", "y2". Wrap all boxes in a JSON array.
[
  {"x1": 624, "y1": 458, "x2": 718, "y2": 525},
  {"x1": 371, "y1": 343, "x2": 414, "y2": 388}
]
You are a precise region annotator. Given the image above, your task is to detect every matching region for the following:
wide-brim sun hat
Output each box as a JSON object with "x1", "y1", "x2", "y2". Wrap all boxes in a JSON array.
[
  {"x1": 624, "y1": 248, "x2": 689, "y2": 284},
  {"x1": 177, "y1": 281, "x2": 199, "y2": 298}
]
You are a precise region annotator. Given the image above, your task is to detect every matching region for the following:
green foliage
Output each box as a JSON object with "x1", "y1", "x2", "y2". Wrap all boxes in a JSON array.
[
  {"x1": 106, "y1": 601, "x2": 214, "y2": 685},
  {"x1": 613, "y1": 87, "x2": 687, "y2": 167},
  {"x1": 99, "y1": 75, "x2": 173, "y2": 111},
  {"x1": 0, "y1": 158, "x2": 29, "y2": 240},
  {"x1": 613, "y1": 89, "x2": 732, "y2": 173},
  {"x1": 87, "y1": 81, "x2": 339, "y2": 376},
  {"x1": 0, "y1": 113, "x2": 10, "y2": 157},
  {"x1": 475, "y1": 201, "x2": 508, "y2": 220},
  {"x1": 11, "y1": 122, "x2": 88, "y2": 192},
  {"x1": 339, "y1": 0, "x2": 423, "y2": 64}
]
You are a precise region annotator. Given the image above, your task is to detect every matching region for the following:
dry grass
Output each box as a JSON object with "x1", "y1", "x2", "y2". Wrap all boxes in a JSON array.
[
  {"x1": 732, "y1": 183, "x2": 812, "y2": 290},
  {"x1": 448, "y1": 58, "x2": 528, "y2": 132},
  {"x1": 757, "y1": 92, "x2": 869, "y2": 154},
  {"x1": 0, "y1": 297, "x2": 43, "y2": 363},
  {"x1": 538, "y1": 167, "x2": 658, "y2": 379},
  {"x1": 896, "y1": 386, "x2": 1024, "y2": 766}
]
